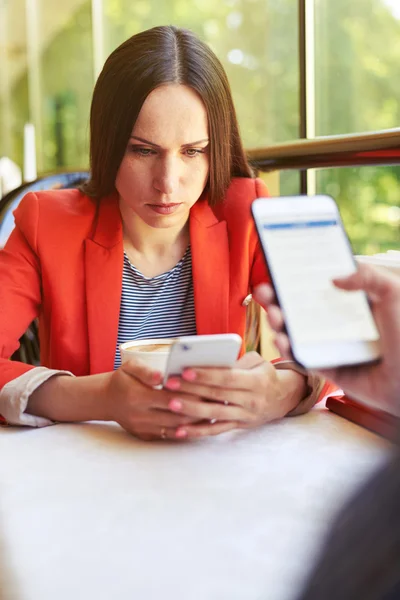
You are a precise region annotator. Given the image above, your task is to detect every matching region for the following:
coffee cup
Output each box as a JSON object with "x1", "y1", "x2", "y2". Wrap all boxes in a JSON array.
[{"x1": 119, "y1": 338, "x2": 174, "y2": 374}]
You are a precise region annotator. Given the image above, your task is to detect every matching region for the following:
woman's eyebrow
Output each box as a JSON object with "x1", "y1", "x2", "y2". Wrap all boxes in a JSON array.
[
  {"x1": 181, "y1": 139, "x2": 209, "y2": 148},
  {"x1": 130, "y1": 135, "x2": 160, "y2": 147},
  {"x1": 130, "y1": 135, "x2": 209, "y2": 148}
]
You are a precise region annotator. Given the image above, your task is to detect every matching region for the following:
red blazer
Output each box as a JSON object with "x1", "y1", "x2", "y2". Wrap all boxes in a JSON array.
[{"x1": 0, "y1": 177, "x2": 271, "y2": 389}]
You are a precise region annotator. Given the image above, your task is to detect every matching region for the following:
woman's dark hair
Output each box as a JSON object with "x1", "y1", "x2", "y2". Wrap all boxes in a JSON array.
[{"x1": 81, "y1": 25, "x2": 253, "y2": 206}]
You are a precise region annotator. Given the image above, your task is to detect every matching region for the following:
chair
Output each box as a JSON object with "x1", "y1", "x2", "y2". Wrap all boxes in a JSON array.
[
  {"x1": 0, "y1": 171, "x2": 89, "y2": 249},
  {"x1": 0, "y1": 171, "x2": 89, "y2": 365}
]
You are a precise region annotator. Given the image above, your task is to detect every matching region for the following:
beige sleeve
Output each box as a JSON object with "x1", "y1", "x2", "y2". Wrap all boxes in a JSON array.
[
  {"x1": 274, "y1": 361, "x2": 327, "y2": 417},
  {"x1": 0, "y1": 367, "x2": 74, "y2": 427}
]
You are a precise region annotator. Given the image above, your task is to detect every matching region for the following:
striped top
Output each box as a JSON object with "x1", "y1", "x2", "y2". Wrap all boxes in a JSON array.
[{"x1": 114, "y1": 246, "x2": 197, "y2": 369}]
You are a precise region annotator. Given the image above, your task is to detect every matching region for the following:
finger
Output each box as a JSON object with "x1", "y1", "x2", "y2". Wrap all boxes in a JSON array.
[
  {"x1": 175, "y1": 420, "x2": 239, "y2": 439},
  {"x1": 333, "y1": 263, "x2": 400, "y2": 301},
  {"x1": 121, "y1": 358, "x2": 163, "y2": 387},
  {"x1": 167, "y1": 397, "x2": 255, "y2": 422},
  {"x1": 170, "y1": 382, "x2": 259, "y2": 410},
  {"x1": 171, "y1": 380, "x2": 261, "y2": 412},
  {"x1": 150, "y1": 409, "x2": 198, "y2": 427},
  {"x1": 131, "y1": 383, "x2": 203, "y2": 413},
  {"x1": 138, "y1": 426, "x2": 183, "y2": 442},
  {"x1": 253, "y1": 283, "x2": 276, "y2": 309},
  {"x1": 266, "y1": 305, "x2": 285, "y2": 332},
  {"x1": 273, "y1": 333, "x2": 293, "y2": 360},
  {"x1": 173, "y1": 366, "x2": 258, "y2": 393},
  {"x1": 161, "y1": 427, "x2": 187, "y2": 441}
]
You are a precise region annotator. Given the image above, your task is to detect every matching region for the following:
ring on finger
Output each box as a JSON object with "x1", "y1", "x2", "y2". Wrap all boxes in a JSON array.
[{"x1": 160, "y1": 427, "x2": 167, "y2": 439}]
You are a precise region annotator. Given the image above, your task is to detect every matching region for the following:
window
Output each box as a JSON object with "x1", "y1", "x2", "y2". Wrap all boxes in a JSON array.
[
  {"x1": 0, "y1": 0, "x2": 29, "y2": 167},
  {"x1": 314, "y1": 0, "x2": 400, "y2": 253}
]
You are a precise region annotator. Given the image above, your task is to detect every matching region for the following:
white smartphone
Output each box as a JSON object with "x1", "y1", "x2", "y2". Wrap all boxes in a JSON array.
[
  {"x1": 252, "y1": 194, "x2": 382, "y2": 370},
  {"x1": 163, "y1": 334, "x2": 242, "y2": 381}
]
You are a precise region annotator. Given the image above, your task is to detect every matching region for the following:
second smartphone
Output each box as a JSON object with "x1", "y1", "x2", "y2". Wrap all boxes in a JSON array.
[{"x1": 252, "y1": 194, "x2": 381, "y2": 370}]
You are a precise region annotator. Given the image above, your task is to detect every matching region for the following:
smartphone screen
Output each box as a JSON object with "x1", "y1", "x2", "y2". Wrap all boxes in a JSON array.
[{"x1": 252, "y1": 195, "x2": 381, "y2": 368}]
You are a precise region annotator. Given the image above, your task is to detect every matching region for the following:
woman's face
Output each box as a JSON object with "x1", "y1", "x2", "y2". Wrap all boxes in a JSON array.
[{"x1": 116, "y1": 84, "x2": 210, "y2": 229}]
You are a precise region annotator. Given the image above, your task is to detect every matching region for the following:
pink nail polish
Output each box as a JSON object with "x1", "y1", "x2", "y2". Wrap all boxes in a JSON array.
[
  {"x1": 169, "y1": 399, "x2": 183, "y2": 411},
  {"x1": 175, "y1": 429, "x2": 188, "y2": 439},
  {"x1": 152, "y1": 371, "x2": 163, "y2": 384},
  {"x1": 182, "y1": 369, "x2": 196, "y2": 382},
  {"x1": 165, "y1": 378, "x2": 181, "y2": 390}
]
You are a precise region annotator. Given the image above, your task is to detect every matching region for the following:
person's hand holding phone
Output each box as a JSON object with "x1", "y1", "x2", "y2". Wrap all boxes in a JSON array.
[
  {"x1": 163, "y1": 351, "x2": 307, "y2": 438},
  {"x1": 253, "y1": 264, "x2": 400, "y2": 415},
  {"x1": 251, "y1": 195, "x2": 381, "y2": 370}
]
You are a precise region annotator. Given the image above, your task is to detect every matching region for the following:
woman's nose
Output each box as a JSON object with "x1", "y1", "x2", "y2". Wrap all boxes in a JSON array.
[{"x1": 153, "y1": 157, "x2": 178, "y2": 195}]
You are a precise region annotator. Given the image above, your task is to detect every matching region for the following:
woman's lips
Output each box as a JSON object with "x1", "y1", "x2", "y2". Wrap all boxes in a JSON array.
[{"x1": 147, "y1": 203, "x2": 181, "y2": 215}]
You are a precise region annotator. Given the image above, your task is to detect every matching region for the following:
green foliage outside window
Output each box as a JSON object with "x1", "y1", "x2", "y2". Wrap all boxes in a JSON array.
[{"x1": 314, "y1": 0, "x2": 400, "y2": 253}]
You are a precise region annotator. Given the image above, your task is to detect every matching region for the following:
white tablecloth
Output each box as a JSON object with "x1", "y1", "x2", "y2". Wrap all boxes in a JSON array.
[{"x1": 0, "y1": 405, "x2": 392, "y2": 600}]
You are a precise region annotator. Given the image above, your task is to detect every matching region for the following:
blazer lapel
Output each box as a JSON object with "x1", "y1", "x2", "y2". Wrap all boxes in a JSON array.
[
  {"x1": 190, "y1": 200, "x2": 230, "y2": 335},
  {"x1": 85, "y1": 194, "x2": 123, "y2": 374}
]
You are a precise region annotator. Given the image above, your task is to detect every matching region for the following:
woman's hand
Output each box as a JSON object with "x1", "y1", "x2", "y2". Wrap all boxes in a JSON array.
[
  {"x1": 31, "y1": 356, "x2": 304, "y2": 441},
  {"x1": 104, "y1": 359, "x2": 202, "y2": 441},
  {"x1": 163, "y1": 351, "x2": 307, "y2": 439},
  {"x1": 28, "y1": 354, "x2": 304, "y2": 441}
]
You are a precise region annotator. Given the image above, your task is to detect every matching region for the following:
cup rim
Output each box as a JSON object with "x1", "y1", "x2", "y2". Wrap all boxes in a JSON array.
[{"x1": 119, "y1": 338, "x2": 175, "y2": 354}]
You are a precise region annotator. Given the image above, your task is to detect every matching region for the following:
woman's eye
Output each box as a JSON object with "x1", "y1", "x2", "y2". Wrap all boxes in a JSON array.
[
  {"x1": 184, "y1": 148, "x2": 204, "y2": 157},
  {"x1": 130, "y1": 146, "x2": 155, "y2": 156}
]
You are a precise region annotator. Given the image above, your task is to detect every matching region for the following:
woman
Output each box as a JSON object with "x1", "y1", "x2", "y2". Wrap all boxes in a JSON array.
[{"x1": 0, "y1": 26, "x2": 329, "y2": 440}]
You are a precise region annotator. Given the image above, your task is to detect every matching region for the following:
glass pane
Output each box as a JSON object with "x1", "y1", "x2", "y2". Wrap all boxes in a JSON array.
[
  {"x1": 315, "y1": 0, "x2": 400, "y2": 135},
  {"x1": 101, "y1": 0, "x2": 299, "y2": 147},
  {"x1": 0, "y1": 0, "x2": 29, "y2": 175},
  {"x1": 36, "y1": 0, "x2": 93, "y2": 171},
  {"x1": 280, "y1": 171, "x2": 301, "y2": 196},
  {"x1": 316, "y1": 166, "x2": 400, "y2": 255}
]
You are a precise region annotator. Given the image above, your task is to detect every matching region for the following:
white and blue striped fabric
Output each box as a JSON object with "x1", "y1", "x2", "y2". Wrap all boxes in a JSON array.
[{"x1": 114, "y1": 246, "x2": 197, "y2": 369}]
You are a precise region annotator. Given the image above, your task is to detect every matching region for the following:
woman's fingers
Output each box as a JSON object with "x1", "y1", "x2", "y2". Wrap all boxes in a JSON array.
[
  {"x1": 175, "y1": 420, "x2": 239, "y2": 439},
  {"x1": 165, "y1": 363, "x2": 275, "y2": 414},
  {"x1": 173, "y1": 365, "x2": 257, "y2": 392},
  {"x1": 121, "y1": 358, "x2": 163, "y2": 387},
  {"x1": 169, "y1": 384, "x2": 259, "y2": 412},
  {"x1": 139, "y1": 420, "x2": 240, "y2": 441},
  {"x1": 167, "y1": 396, "x2": 255, "y2": 422},
  {"x1": 135, "y1": 426, "x2": 184, "y2": 442},
  {"x1": 150, "y1": 409, "x2": 196, "y2": 427},
  {"x1": 125, "y1": 410, "x2": 201, "y2": 441}
]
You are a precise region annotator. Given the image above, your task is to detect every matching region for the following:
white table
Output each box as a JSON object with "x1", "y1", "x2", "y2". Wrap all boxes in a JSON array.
[{"x1": 0, "y1": 404, "x2": 392, "y2": 600}]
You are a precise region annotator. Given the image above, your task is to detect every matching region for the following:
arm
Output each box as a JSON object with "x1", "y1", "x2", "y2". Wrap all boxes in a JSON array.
[
  {"x1": 27, "y1": 372, "x2": 112, "y2": 423},
  {"x1": 26, "y1": 360, "x2": 253, "y2": 442},
  {"x1": 0, "y1": 368, "x2": 73, "y2": 426},
  {"x1": 0, "y1": 193, "x2": 43, "y2": 388}
]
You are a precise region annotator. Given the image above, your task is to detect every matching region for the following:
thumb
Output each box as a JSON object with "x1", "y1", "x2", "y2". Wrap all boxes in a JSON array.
[
  {"x1": 333, "y1": 263, "x2": 398, "y2": 302},
  {"x1": 121, "y1": 358, "x2": 163, "y2": 387}
]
